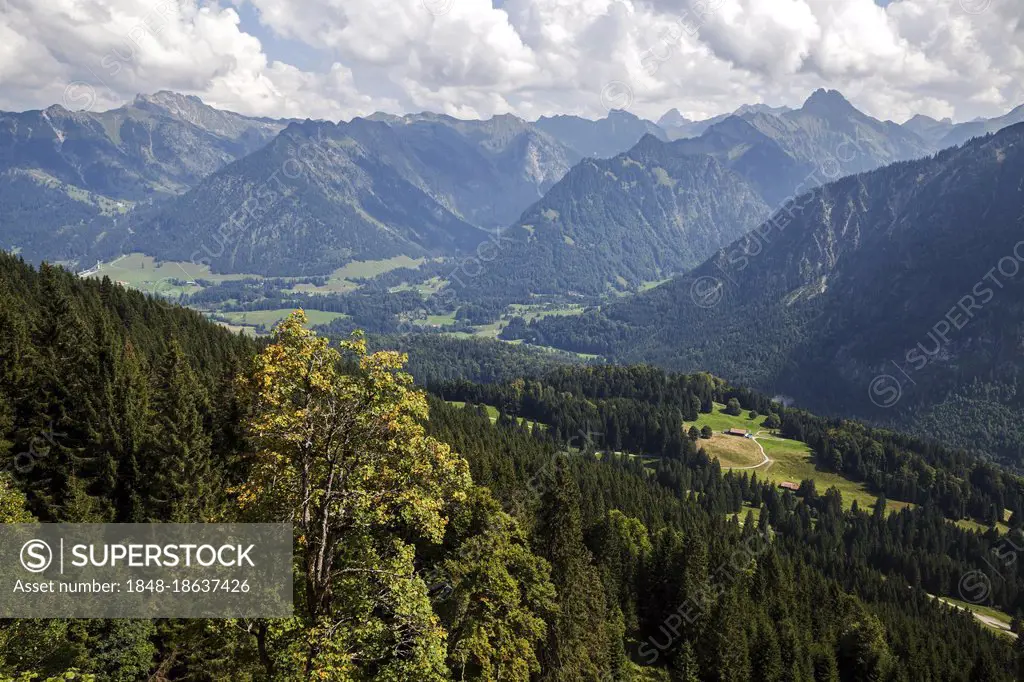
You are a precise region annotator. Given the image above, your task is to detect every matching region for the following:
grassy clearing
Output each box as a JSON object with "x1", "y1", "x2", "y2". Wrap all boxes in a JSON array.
[
  {"x1": 507, "y1": 303, "x2": 588, "y2": 322},
  {"x1": 686, "y1": 404, "x2": 912, "y2": 514},
  {"x1": 445, "y1": 401, "x2": 547, "y2": 431},
  {"x1": 333, "y1": 256, "x2": 424, "y2": 279},
  {"x1": 389, "y1": 276, "x2": 445, "y2": 296},
  {"x1": 686, "y1": 404, "x2": 761, "y2": 433},
  {"x1": 935, "y1": 595, "x2": 1016, "y2": 638},
  {"x1": 757, "y1": 437, "x2": 913, "y2": 513},
  {"x1": 214, "y1": 322, "x2": 259, "y2": 337},
  {"x1": 414, "y1": 312, "x2": 459, "y2": 328},
  {"x1": 956, "y1": 518, "x2": 1011, "y2": 535},
  {"x1": 638, "y1": 277, "x2": 672, "y2": 293},
  {"x1": 469, "y1": 321, "x2": 504, "y2": 339},
  {"x1": 217, "y1": 309, "x2": 349, "y2": 331},
  {"x1": 939, "y1": 596, "x2": 1013, "y2": 626},
  {"x1": 733, "y1": 504, "x2": 762, "y2": 525},
  {"x1": 288, "y1": 256, "x2": 426, "y2": 295},
  {"x1": 702, "y1": 433, "x2": 764, "y2": 468},
  {"x1": 81, "y1": 253, "x2": 245, "y2": 297}
]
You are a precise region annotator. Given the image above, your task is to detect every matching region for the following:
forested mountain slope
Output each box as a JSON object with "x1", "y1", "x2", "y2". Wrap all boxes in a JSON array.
[
  {"x1": 0, "y1": 254, "x2": 1019, "y2": 679},
  {"x1": 451, "y1": 135, "x2": 772, "y2": 304},
  {"x1": 448, "y1": 90, "x2": 946, "y2": 307},
  {"x1": 742, "y1": 89, "x2": 932, "y2": 174},
  {"x1": 364, "y1": 111, "x2": 580, "y2": 229},
  {"x1": 0, "y1": 91, "x2": 288, "y2": 266},
  {"x1": 127, "y1": 118, "x2": 492, "y2": 275},
  {"x1": 0, "y1": 91, "x2": 285, "y2": 199},
  {"x1": 526, "y1": 123, "x2": 1024, "y2": 461},
  {"x1": 128, "y1": 112, "x2": 587, "y2": 275}
]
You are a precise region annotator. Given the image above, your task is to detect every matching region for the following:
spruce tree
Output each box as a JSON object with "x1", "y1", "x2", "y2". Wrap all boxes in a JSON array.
[
  {"x1": 146, "y1": 340, "x2": 216, "y2": 522},
  {"x1": 535, "y1": 465, "x2": 611, "y2": 681},
  {"x1": 670, "y1": 642, "x2": 700, "y2": 682}
]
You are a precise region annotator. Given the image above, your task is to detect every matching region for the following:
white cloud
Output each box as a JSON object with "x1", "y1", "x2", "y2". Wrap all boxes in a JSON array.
[{"x1": 0, "y1": 0, "x2": 1020, "y2": 124}]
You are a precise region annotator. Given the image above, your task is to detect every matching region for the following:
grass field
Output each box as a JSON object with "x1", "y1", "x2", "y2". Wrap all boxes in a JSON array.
[
  {"x1": 291, "y1": 256, "x2": 426, "y2": 295},
  {"x1": 216, "y1": 309, "x2": 349, "y2": 330},
  {"x1": 507, "y1": 303, "x2": 588, "y2": 322},
  {"x1": 686, "y1": 404, "x2": 913, "y2": 513},
  {"x1": 939, "y1": 596, "x2": 1013, "y2": 626},
  {"x1": 85, "y1": 254, "x2": 429, "y2": 299},
  {"x1": 956, "y1": 517, "x2": 1011, "y2": 535},
  {"x1": 435, "y1": 303, "x2": 590, "y2": 343},
  {"x1": 413, "y1": 312, "x2": 459, "y2": 328},
  {"x1": 389, "y1": 276, "x2": 446, "y2": 296},
  {"x1": 81, "y1": 253, "x2": 253, "y2": 297},
  {"x1": 702, "y1": 433, "x2": 764, "y2": 468}
]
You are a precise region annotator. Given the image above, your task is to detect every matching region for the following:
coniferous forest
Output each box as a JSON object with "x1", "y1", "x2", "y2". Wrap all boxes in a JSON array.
[{"x1": 1, "y1": 253, "x2": 1022, "y2": 680}]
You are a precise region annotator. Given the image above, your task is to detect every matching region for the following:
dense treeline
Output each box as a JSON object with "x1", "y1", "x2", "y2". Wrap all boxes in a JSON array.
[
  {"x1": 0, "y1": 253, "x2": 255, "y2": 523},
  {"x1": 0, "y1": 255, "x2": 1019, "y2": 680},
  {"x1": 427, "y1": 400, "x2": 1020, "y2": 681},
  {"x1": 437, "y1": 365, "x2": 1024, "y2": 526},
  {"x1": 367, "y1": 333, "x2": 581, "y2": 387}
]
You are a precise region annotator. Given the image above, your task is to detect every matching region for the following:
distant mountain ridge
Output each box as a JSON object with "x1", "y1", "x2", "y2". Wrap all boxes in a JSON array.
[
  {"x1": 359, "y1": 111, "x2": 580, "y2": 229},
  {"x1": 0, "y1": 91, "x2": 287, "y2": 198},
  {"x1": 0, "y1": 92, "x2": 289, "y2": 264},
  {"x1": 449, "y1": 133, "x2": 773, "y2": 304},
  {"x1": 534, "y1": 109, "x2": 668, "y2": 158},
  {"x1": 450, "y1": 89, "x2": 951, "y2": 305},
  {"x1": 4, "y1": 88, "x2": 1024, "y2": 282},
  {"x1": 935, "y1": 105, "x2": 1024, "y2": 150},
  {"x1": 124, "y1": 119, "x2": 492, "y2": 275}
]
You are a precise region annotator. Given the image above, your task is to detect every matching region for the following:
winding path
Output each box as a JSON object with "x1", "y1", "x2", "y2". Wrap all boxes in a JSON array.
[{"x1": 727, "y1": 430, "x2": 775, "y2": 470}]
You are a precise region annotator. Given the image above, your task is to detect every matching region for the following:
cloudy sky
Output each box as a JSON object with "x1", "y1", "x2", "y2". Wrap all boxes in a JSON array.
[{"x1": 0, "y1": 0, "x2": 1020, "y2": 124}]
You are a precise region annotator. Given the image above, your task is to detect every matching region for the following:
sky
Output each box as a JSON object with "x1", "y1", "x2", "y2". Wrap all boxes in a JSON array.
[{"x1": 0, "y1": 0, "x2": 1020, "y2": 124}]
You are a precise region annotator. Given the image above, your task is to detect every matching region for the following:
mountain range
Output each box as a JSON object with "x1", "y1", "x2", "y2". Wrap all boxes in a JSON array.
[
  {"x1": 657, "y1": 103, "x2": 794, "y2": 140},
  {"x1": 449, "y1": 134, "x2": 773, "y2": 303},
  {"x1": 904, "y1": 106, "x2": 1024, "y2": 150},
  {"x1": 452, "y1": 89, "x2": 952, "y2": 304},
  {"x1": 0, "y1": 91, "x2": 286, "y2": 199},
  {"x1": 3, "y1": 88, "x2": 1024, "y2": 284},
  {"x1": 124, "y1": 118, "x2": 492, "y2": 275},
  {"x1": 534, "y1": 109, "x2": 668, "y2": 158},
  {"x1": 0, "y1": 91, "x2": 288, "y2": 264},
  {"x1": 524, "y1": 121, "x2": 1024, "y2": 460}
]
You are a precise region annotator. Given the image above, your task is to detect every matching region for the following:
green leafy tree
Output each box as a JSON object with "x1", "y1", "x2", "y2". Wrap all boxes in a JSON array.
[
  {"x1": 237, "y1": 312, "x2": 472, "y2": 679},
  {"x1": 837, "y1": 603, "x2": 892, "y2": 682},
  {"x1": 440, "y1": 489, "x2": 556, "y2": 681},
  {"x1": 725, "y1": 399, "x2": 742, "y2": 416}
]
